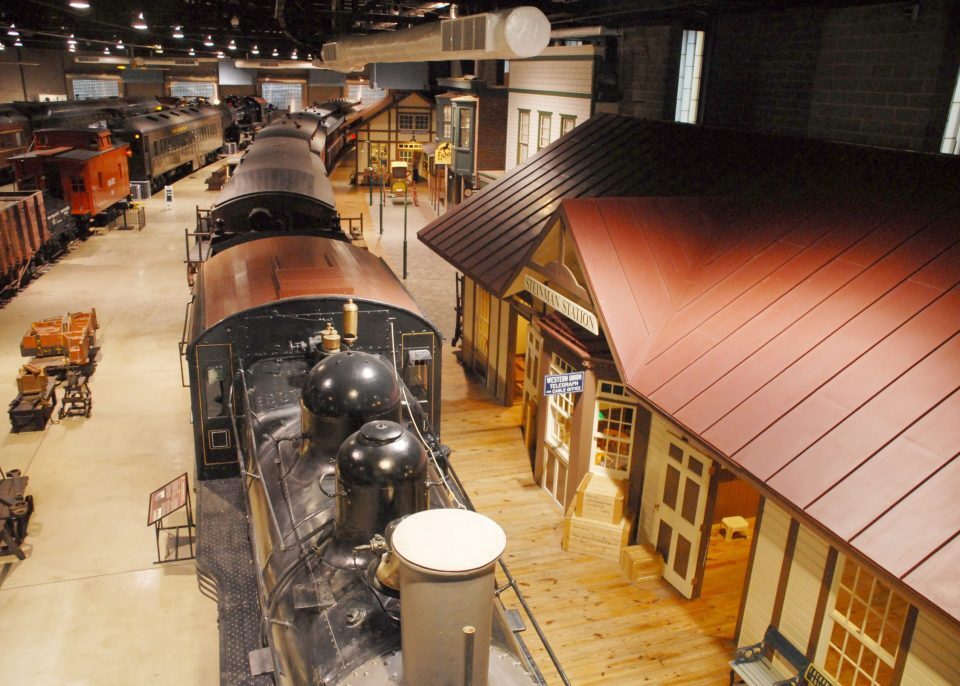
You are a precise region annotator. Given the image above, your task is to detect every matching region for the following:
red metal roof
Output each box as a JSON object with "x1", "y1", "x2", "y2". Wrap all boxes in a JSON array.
[{"x1": 559, "y1": 195, "x2": 960, "y2": 625}]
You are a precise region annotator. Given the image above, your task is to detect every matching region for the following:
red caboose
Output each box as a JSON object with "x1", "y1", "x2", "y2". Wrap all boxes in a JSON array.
[{"x1": 12, "y1": 129, "x2": 131, "y2": 229}]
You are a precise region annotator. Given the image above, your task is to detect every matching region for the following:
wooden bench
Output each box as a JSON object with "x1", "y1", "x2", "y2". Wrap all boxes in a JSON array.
[{"x1": 730, "y1": 625, "x2": 808, "y2": 686}]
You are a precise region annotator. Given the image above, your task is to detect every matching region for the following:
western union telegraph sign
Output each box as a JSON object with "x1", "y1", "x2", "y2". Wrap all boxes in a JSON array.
[{"x1": 524, "y1": 275, "x2": 599, "y2": 335}]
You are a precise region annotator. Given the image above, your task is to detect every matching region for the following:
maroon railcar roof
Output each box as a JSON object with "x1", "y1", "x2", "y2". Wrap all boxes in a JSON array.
[
  {"x1": 559, "y1": 194, "x2": 960, "y2": 624},
  {"x1": 194, "y1": 235, "x2": 425, "y2": 334}
]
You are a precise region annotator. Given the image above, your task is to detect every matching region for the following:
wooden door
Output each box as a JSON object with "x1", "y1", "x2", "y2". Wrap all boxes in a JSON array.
[
  {"x1": 653, "y1": 437, "x2": 712, "y2": 598},
  {"x1": 521, "y1": 326, "x2": 542, "y2": 465}
]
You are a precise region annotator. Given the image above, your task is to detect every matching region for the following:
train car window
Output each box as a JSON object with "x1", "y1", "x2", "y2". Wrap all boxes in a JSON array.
[
  {"x1": 205, "y1": 365, "x2": 228, "y2": 419},
  {"x1": 71, "y1": 177, "x2": 85, "y2": 192},
  {"x1": 97, "y1": 172, "x2": 103, "y2": 188}
]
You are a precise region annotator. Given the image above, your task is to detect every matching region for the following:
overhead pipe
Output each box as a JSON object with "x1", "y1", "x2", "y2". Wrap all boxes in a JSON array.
[
  {"x1": 320, "y1": 6, "x2": 551, "y2": 73},
  {"x1": 550, "y1": 26, "x2": 620, "y2": 39}
]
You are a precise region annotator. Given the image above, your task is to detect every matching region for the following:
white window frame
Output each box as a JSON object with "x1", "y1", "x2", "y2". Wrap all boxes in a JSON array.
[
  {"x1": 537, "y1": 111, "x2": 551, "y2": 151},
  {"x1": 260, "y1": 80, "x2": 305, "y2": 112},
  {"x1": 546, "y1": 354, "x2": 576, "y2": 457},
  {"x1": 167, "y1": 79, "x2": 218, "y2": 101},
  {"x1": 942, "y1": 66, "x2": 960, "y2": 153},
  {"x1": 560, "y1": 114, "x2": 577, "y2": 136},
  {"x1": 591, "y1": 383, "x2": 635, "y2": 478},
  {"x1": 517, "y1": 110, "x2": 530, "y2": 163},
  {"x1": 675, "y1": 29, "x2": 705, "y2": 124}
]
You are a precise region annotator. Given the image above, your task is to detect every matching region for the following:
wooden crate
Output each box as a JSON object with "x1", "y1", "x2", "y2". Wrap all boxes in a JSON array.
[
  {"x1": 562, "y1": 504, "x2": 632, "y2": 560},
  {"x1": 619, "y1": 544, "x2": 664, "y2": 584},
  {"x1": 574, "y1": 472, "x2": 626, "y2": 525}
]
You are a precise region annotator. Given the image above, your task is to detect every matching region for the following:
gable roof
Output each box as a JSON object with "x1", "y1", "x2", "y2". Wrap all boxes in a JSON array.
[{"x1": 558, "y1": 193, "x2": 960, "y2": 625}]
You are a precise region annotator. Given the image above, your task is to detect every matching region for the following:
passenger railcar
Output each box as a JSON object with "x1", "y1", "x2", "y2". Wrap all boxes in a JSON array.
[
  {"x1": 112, "y1": 101, "x2": 226, "y2": 192},
  {"x1": 207, "y1": 111, "x2": 346, "y2": 251},
  {"x1": 185, "y1": 235, "x2": 545, "y2": 686},
  {"x1": 11, "y1": 128, "x2": 130, "y2": 231}
]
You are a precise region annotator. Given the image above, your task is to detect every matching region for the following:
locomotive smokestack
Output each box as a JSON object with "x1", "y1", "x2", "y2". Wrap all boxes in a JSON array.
[{"x1": 391, "y1": 509, "x2": 507, "y2": 686}]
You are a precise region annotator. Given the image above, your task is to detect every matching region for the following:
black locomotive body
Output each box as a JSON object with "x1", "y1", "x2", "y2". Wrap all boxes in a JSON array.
[{"x1": 185, "y1": 236, "x2": 543, "y2": 686}]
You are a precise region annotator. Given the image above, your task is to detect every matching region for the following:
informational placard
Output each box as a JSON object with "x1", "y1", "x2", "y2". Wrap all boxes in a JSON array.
[
  {"x1": 164, "y1": 185, "x2": 173, "y2": 206},
  {"x1": 544, "y1": 371, "x2": 584, "y2": 396},
  {"x1": 435, "y1": 141, "x2": 453, "y2": 165},
  {"x1": 147, "y1": 472, "x2": 188, "y2": 526}
]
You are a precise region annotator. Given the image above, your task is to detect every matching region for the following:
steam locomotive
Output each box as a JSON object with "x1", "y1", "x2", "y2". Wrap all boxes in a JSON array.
[{"x1": 183, "y1": 99, "x2": 551, "y2": 685}]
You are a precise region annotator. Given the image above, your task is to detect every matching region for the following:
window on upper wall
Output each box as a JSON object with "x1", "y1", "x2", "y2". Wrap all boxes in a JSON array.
[
  {"x1": 168, "y1": 80, "x2": 217, "y2": 101},
  {"x1": 70, "y1": 77, "x2": 121, "y2": 100},
  {"x1": 818, "y1": 556, "x2": 911, "y2": 686},
  {"x1": 261, "y1": 81, "x2": 305, "y2": 112},
  {"x1": 441, "y1": 105, "x2": 452, "y2": 139},
  {"x1": 675, "y1": 29, "x2": 705, "y2": 124},
  {"x1": 942, "y1": 67, "x2": 960, "y2": 153},
  {"x1": 398, "y1": 112, "x2": 431, "y2": 132},
  {"x1": 517, "y1": 110, "x2": 530, "y2": 164},
  {"x1": 537, "y1": 112, "x2": 552, "y2": 150},
  {"x1": 560, "y1": 115, "x2": 577, "y2": 137},
  {"x1": 347, "y1": 84, "x2": 386, "y2": 104},
  {"x1": 456, "y1": 107, "x2": 472, "y2": 148}
]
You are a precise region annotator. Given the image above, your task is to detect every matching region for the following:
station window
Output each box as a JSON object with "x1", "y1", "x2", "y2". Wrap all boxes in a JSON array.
[
  {"x1": 517, "y1": 110, "x2": 530, "y2": 164},
  {"x1": 560, "y1": 115, "x2": 577, "y2": 137},
  {"x1": 168, "y1": 80, "x2": 217, "y2": 101},
  {"x1": 546, "y1": 354, "x2": 576, "y2": 457},
  {"x1": 441, "y1": 105, "x2": 452, "y2": 139},
  {"x1": 675, "y1": 30, "x2": 705, "y2": 124},
  {"x1": 398, "y1": 112, "x2": 431, "y2": 131},
  {"x1": 592, "y1": 399, "x2": 635, "y2": 475},
  {"x1": 537, "y1": 112, "x2": 552, "y2": 151},
  {"x1": 261, "y1": 81, "x2": 305, "y2": 112},
  {"x1": 819, "y1": 556, "x2": 910, "y2": 686},
  {"x1": 456, "y1": 107, "x2": 473, "y2": 149},
  {"x1": 70, "y1": 77, "x2": 121, "y2": 100}
]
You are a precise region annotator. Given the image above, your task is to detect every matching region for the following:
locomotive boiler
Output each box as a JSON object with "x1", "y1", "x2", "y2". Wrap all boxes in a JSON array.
[{"x1": 184, "y1": 236, "x2": 547, "y2": 685}]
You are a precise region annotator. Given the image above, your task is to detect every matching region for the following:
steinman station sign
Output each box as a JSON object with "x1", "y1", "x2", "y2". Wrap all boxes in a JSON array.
[{"x1": 524, "y1": 275, "x2": 599, "y2": 335}]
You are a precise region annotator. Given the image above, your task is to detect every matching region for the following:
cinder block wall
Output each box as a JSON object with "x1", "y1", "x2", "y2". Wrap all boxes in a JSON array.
[
  {"x1": 703, "y1": 0, "x2": 960, "y2": 152},
  {"x1": 618, "y1": 25, "x2": 677, "y2": 121}
]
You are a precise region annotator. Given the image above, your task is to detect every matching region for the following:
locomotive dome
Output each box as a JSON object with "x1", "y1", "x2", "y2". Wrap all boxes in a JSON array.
[
  {"x1": 302, "y1": 350, "x2": 401, "y2": 419},
  {"x1": 336, "y1": 420, "x2": 427, "y2": 486}
]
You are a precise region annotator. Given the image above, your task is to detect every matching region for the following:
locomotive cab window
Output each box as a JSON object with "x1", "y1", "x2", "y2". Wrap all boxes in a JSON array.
[{"x1": 204, "y1": 364, "x2": 228, "y2": 419}]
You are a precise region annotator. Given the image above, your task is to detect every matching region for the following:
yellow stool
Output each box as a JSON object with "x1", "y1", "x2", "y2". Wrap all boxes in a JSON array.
[{"x1": 721, "y1": 515, "x2": 750, "y2": 541}]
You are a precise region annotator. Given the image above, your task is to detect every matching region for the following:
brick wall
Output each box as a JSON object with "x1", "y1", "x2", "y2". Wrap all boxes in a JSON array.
[
  {"x1": 619, "y1": 25, "x2": 676, "y2": 120},
  {"x1": 704, "y1": 1, "x2": 960, "y2": 152},
  {"x1": 477, "y1": 88, "x2": 508, "y2": 171}
]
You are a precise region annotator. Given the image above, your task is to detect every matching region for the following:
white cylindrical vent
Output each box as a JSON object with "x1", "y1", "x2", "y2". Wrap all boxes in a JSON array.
[
  {"x1": 321, "y1": 7, "x2": 550, "y2": 72},
  {"x1": 393, "y1": 509, "x2": 506, "y2": 686}
]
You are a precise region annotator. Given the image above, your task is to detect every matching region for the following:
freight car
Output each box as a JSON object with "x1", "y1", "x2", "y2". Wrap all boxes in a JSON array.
[
  {"x1": 0, "y1": 190, "x2": 73, "y2": 294},
  {"x1": 206, "y1": 109, "x2": 349, "y2": 253},
  {"x1": 185, "y1": 235, "x2": 550, "y2": 685},
  {"x1": 11, "y1": 128, "x2": 130, "y2": 231}
]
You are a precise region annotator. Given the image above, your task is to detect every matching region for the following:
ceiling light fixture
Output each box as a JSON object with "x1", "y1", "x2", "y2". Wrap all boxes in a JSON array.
[
  {"x1": 132, "y1": 12, "x2": 148, "y2": 30},
  {"x1": 154, "y1": 44, "x2": 163, "y2": 54},
  {"x1": 227, "y1": 39, "x2": 237, "y2": 51},
  {"x1": 103, "y1": 46, "x2": 110, "y2": 54},
  {"x1": 67, "y1": 34, "x2": 77, "y2": 45},
  {"x1": 203, "y1": 35, "x2": 214, "y2": 47},
  {"x1": 251, "y1": 44, "x2": 259, "y2": 55},
  {"x1": 7, "y1": 25, "x2": 19, "y2": 37},
  {"x1": 69, "y1": 0, "x2": 91, "y2": 8},
  {"x1": 14, "y1": 38, "x2": 23, "y2": 47},
  {"x1": 172, "y1": 26, "x2": 184, "y2": 39},
  {"x1": 189, "y1": 47, "x2": 195, "y2": 56},
  {"x1": 0, "y1": 43, "x2": 5, "y2": 52},
  {"x1": 272, "y1": 47, "x2": 278, "y2": 57},
  {"x1": 216, "y1": 50, "x2": 225, "y2": 58},
  {"x1": 116, "y1": 38, "x2": 124, "y2": 50}
]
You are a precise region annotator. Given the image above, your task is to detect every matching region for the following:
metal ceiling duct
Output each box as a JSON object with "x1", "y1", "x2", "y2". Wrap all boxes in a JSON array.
[
  {"x1": 234, "y1": 59, "x2": 325, "y2": 70},
  {"x1": 320, "y1": 6, "x2": 551, "y2": 73}
]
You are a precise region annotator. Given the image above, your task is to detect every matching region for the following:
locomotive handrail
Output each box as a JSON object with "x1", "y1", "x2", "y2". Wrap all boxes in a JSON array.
[
  {"x1": 178, "y1": 294, "x2": 195, "y2": 388},
  {"x1": 444, "y1": 460, "x2": 573, "y2": 686}
]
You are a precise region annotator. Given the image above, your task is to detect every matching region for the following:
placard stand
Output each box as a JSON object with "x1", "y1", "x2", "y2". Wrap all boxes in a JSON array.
[{"x1": 147, "y1": 472, "x2": 195, "y2": 564}]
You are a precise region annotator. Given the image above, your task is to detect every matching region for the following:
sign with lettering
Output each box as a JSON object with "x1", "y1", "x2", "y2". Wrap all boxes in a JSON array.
[
  {"x1": 544, "y1": 371, "x2": 584, "y2": 396},
  {"x1": 435, "y1": 141, "x2": 453, "y2": 165},
  {"x1": 524, "y1": 275, "x2": 599, "y2": 335},
  {"x1": 164, "y1": 185, "x2": 173, "y2": 205},
  {"x1": 147, "y1": 473, "x2": 188, "y2": 526}
]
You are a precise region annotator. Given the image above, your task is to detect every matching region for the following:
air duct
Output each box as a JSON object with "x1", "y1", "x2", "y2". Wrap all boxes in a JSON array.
[
  {"x1": 320, "y1": 6, "x2": 551, "y2": 73},
  {"x1": 234, "y1": 59, "x2": 330, "y2": 70}
]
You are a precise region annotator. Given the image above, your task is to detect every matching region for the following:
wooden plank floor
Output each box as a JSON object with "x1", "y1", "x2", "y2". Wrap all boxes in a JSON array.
[{"x1": 440, "y1": 347, "x2": 750, "y2": 685}]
